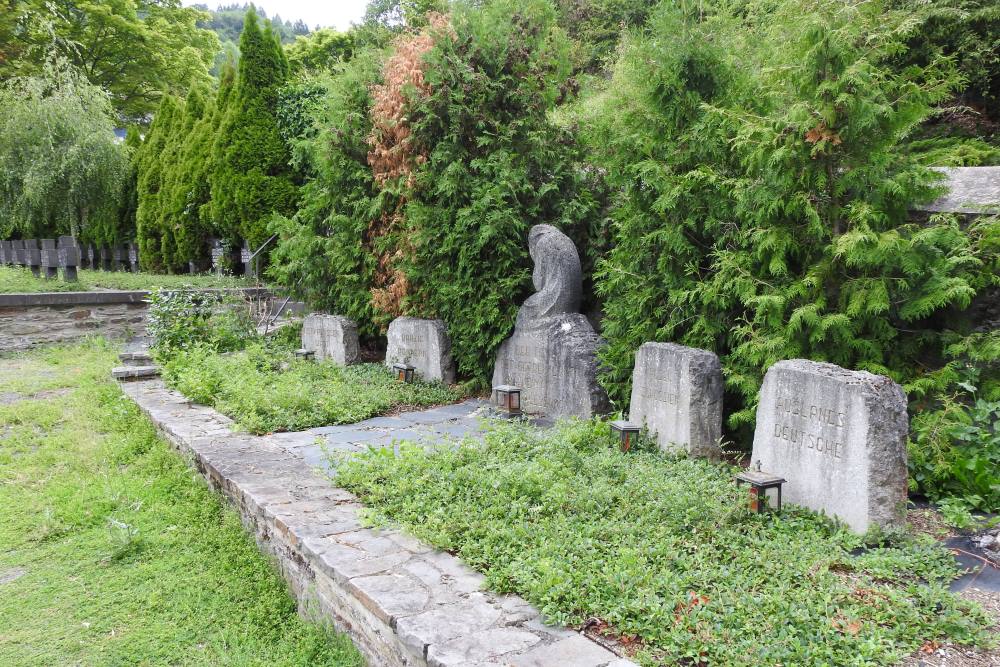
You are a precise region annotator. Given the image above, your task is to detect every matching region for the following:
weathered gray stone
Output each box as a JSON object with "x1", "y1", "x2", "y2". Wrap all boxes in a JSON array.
[
  {"x1": 509, "y1": 635, "x2": 619, "y2": 667},
  {"x1": 0, "y1": 240, "x2": 11, "y2": 265},
  {"x1": 750, "y1": 359, "x2": 908, "y2": 533},
  {"x1": 111, "y1": 365, "x2": 160, "y2": 381},
  {"x1": 386, "y1": 317, "x2": 455, "y2": 383},
  {"x1": 396, "y1": 598, "x2": 502, "y2": 657},
  {"x1": 348, "y1": 573, "x2": 430, "y2": 624},
  {"x1": 302, "y1": 314, "x2": 361, "y2": 366},
  {"x1": 427, "y1": 628, "x2": 541, "y2": 667},
  {"x1": 918, "y1": 166, "x2": 999, "y2": 215},
  {"x1": 492, "y1": 225, "x2": 609, "y2": 418},
  {"x1": 629, "y1": 342, "x2": 723, "y2": 457}
]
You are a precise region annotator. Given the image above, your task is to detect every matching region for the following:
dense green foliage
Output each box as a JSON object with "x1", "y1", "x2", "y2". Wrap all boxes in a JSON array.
[
  {"x1": 286, "y1": 29, "x2": 356, "y2": 75},
  {"x1": 572, "y1": 1, "x2": 999, "y2": 455},
  {"x1": 338, "y1": 418, "x2": 994, "y2": 665},
  {"x1": 1, "y1": 0, "x2": 219, "y2": 123},
  {"x1": 270, "y1": 1, "x2": 598, "y2": 380},
  {"x1": 211, "y1": 10, "x2": 298, "y2": 251},
  {"x1": 0, "y1": 341, "x2": 362, "y2": 665},
  {"x1": 0, "y1": 59, "x2": 130, "y2": 240}
]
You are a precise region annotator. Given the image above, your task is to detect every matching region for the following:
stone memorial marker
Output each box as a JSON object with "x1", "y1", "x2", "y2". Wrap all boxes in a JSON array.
[
  {"x1": 301, "y1": 314, "x2": 361, "y2": 366},
  {"x1": 241, "y1": 241, "x2": 255, "y2": 277},
  {"x1": 22, "y1": 239, "x2": 41, "y2": 277},
  {"x1": 127, "y1": 242, "x2": 139, "y2": 272},
  {"x1": 11, "y1": 240, "x2": 25, "y2": 266},
  {"x1": 750, "y1": 359, "x2": 908, "y2": 533},
  {"x1": 57, "y1": 236, "x2": 80, "y2": 281},
  {"x1": 39, "y1": 239, "x2": 59, "y2": 279},
  {"x1": 0, "y1": 240, "x2": 10, "y2": 265},
  {"x1": 99, "y1": 246, "x2": 112, "y2": 271},
  {"x1": 385, "y1": 317, "x2": 455, "y2": 383},
  {"x1": 629, "y1": 342, "x2": 723, "y2": 457},
  {"x1": 112, "y1": 244, "x2": 127, "y2": 271},
  {"x1": 210, "y1": 238, "x2": 224, "y2": 274},
  {"x1": 492, "y1": 225, "x2": 610, "y2": 418}
]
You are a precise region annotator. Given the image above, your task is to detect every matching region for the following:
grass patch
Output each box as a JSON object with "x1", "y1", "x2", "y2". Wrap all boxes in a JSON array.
[
  {"x1": 161, "y1": 342, "x2": 464, "y2": 434},
  {"x1": 0, "y1": 265, "x2": 252, "y2": 293},
  {"x1": 0, "y1": 339, "x2": 362, "y2": 666},
  {"x1": 337, "y1": 418, "x2": 995, "y2": 666}
]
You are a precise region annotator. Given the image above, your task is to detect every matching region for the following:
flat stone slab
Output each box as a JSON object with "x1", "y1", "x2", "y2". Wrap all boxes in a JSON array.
[
  {"x1": 750, "y1": 359, "x2": 909, "y2": 534},
  {"x1": 120, "y1": 379, "x2": 635, "y2": 667},
  {"x1": 111, "y1": 365, "x2": 159, "y2": 381},
  {"x1": 118, "y1": 351, "x2": 153, "y2": 366}
]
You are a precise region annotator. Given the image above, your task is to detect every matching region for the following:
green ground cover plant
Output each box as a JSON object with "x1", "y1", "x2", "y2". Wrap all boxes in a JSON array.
[
  {"x1": 161, "y1": 343, "x2": 462, "y2": 434},
  {"x1": 0, "y1": 265, "x2": 252, "y2": 293},
  {"x1": 337, "y1": 418, "x2": 995, "y2": 666},
  {"x1": 0, "y1": 340, "x2": 361, "y2": 666}
]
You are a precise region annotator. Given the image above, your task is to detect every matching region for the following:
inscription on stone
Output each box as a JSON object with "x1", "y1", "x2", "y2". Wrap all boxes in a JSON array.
[
  {"x1": 751, "y1": 359, "x2": 908, "y2": 533},
  {"x1": 301, "y1": 314, "x2": 360, "y2": 366},
  {"x1": 385, "y1": 317, "x2": 455, "y2": 383},
  {"x1": 628, "y1": 342, "x2": 722, "y2": 457}
]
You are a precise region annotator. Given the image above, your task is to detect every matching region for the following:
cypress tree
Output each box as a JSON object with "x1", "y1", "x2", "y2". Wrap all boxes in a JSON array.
[
  {"x1": 136, "y1": 95, "x2": 180, "y2": 271},
  {"x1": 164, "y1": 82, "x2": 213, "y2": 269},
  {"x1": 211, "y1": 10, "x2": 296, "y2": 253}
]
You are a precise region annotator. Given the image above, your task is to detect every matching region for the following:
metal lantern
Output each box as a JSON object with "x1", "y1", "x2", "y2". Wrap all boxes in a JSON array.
[
  {"x1": 393, "y1": 362, "x2": 415, "y2": 383},
  {"x1": 610, "y1": 420, "x2": 641, "y2": 452},
  {"x1": 493, "y1": 385, "x2": 522, "y2": 417},
  {"x1": 294, "y1": 348, "x2": 315, "y2": 361},
  {"x1": 735, "y1": 461, "x2": 786, "y2": 513}
]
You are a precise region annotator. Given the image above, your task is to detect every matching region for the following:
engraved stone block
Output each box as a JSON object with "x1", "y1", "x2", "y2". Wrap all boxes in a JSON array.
[
  {"x1": 302, "y1": 314, "x2": 360, "y2": 366},
  {"x1": 386, "y1": 317, "x2": 455, "y2": 383},
  {"x1": 629, "y1": 342, "x2": 723, "y2": 457},
  {"x1": 750, "y1": 359, "x2": 908, "y2": 533}
]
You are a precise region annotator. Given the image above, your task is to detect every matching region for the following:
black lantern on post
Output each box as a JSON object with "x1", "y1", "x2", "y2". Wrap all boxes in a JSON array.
[
  {"x1": 493, "y1": 385, "x2": 522, "y2": 418},
  {"x1": 735, "y1": 461, "x2": 786, "y2": 513},
  {"x1": 393, "y1": 362, "x2": 415, "y2": 383},
  {"x1": 610, "y1": 420, "x2": 641, "y2": 452}
]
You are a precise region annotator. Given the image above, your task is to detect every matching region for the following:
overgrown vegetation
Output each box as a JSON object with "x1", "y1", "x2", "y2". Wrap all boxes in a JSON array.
[
  {"x1": 148, "y1": 288, "x2": 463, "y2": 433},
  {"x1": 0, "y1": 340, "x2": 362, "y2": 666},
  {"x1": 0, "y1": 265, "x2": 249, "y2": 293},
  {"x1": 337, "y1": 418, "x2": 995, "y2": 666},
  {"x1": 162, "y1": 345, "x2": 462, "y2": 434}
]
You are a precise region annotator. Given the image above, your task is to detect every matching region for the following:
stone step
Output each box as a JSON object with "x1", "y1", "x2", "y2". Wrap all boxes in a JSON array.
[
  {"x1": 118, "y1": 351, "x2": 153, "y2": 366},
  {"x1": 111, "y1": 365, "x2": 159, "y2": 381}
]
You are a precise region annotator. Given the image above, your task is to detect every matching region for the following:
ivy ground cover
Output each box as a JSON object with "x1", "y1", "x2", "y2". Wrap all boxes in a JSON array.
[
  {"x1": 337, "y1": 419, "x2": 995, "y2": 666},
  {"x1": 0, "y1": 340, "x2": 361, "y2": 666},
  {"x1": 161, "y1": 343, "x2": 463, "y2": 434}
]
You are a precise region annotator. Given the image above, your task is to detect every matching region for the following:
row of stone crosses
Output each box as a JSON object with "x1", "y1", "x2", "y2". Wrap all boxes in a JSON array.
[
  {"x1": 300, "y1": 225, "x2": 909, "y2": 537},
  {"x1": 0, "y1": 237, "x2": 261, "y2": 281}
]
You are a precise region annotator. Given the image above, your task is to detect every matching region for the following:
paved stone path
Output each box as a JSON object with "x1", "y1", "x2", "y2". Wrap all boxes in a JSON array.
[{"x1": 120, "y1": 378, "x2": 636, "y2": 667}]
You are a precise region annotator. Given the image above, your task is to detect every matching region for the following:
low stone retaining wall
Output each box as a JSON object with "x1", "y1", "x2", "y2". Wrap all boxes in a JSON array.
[
  {"x1": 120, "y1": 378, "x2": 635, "y2": 667},
  {"x1": 0, "y1": 289, "x2": 271, "y2": 353}
]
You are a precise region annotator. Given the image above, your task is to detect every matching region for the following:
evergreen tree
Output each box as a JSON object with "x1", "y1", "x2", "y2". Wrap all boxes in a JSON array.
[
  {"x1": 136, "y1": 95, "x2": 181, "y2": 270},
  {"x1": 162, "y1": 83, "x2": 213, "y2": 270},
  {"x1": 87, "y1": 125, "x2": 142, "y2": 247},
  {"x1": 211, "y1": 10, "x2": 297, "y2": 254}
]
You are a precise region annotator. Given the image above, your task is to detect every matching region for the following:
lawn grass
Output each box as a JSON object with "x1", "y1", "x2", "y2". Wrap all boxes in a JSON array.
[
  {"x1": 337, "y1": 418, "x2": 995, "y2": 667},
  {"x1": 0, "y1": 265, "x2": 253, "y2": 293},
  {"x1": 160, "y1": 342, "x2": 464, "y2": 434},
  {"x1": 0, "y1": 339, "x2": 362, "y2": 667}
]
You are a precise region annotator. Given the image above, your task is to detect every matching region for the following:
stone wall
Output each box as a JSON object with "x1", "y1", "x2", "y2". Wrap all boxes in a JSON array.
[{"x1": 0, "y1": 289, "x2": 275, "y2": 353}]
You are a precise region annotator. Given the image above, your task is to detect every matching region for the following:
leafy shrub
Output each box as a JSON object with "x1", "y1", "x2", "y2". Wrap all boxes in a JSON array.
[
  {"x1": 573, "y1": 0, "x2": 999, "y2": 450},
  {"x1": 147, "y1": 289, "x2": 255, "y2": 356},
  {"x1": 161, "y1": 343, "x2": 463, "y2": 433},
  {"x1": 337, "y1": 417, "x2": 994, "y2": 665}
]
